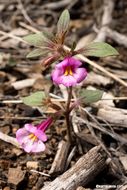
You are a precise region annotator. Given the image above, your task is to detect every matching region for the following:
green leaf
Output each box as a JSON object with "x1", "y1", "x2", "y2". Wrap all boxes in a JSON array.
[
  {"x1": 21, "y1": 91, "x2": 46, "y2": 106},
  {"x1": 79, "y1": 42, "x2": 119, "y2": 57},
  {"x1": 26, "y1": 49, "x2": 49, "y2": 58},
  {"x1": 79, "y1": 89, "x2": 103, "y2": 104},
  {"x1": 23, "y1": 33, "x2": 45, "y2": 47},
  {"x1": 57, "y1": 9, "x2": 70, "y2": 36},
  {"x1": 42, "y1": 29, "x2": 55, "y2": 42}
]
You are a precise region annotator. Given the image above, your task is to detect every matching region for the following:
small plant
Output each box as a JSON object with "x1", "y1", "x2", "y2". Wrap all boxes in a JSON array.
[{"x1": 16, "y1": 10, "x2": 118, "y2": 153}]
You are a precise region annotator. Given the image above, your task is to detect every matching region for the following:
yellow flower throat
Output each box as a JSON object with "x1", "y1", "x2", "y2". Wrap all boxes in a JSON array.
[
  {"x1": 29, "y1": 133, "x2": 37, "y2": 142},
  {"x1": 64, "y1": 66, "x2": 73, "y2": 76}
]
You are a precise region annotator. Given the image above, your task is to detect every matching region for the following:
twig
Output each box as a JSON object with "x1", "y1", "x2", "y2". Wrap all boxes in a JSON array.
[
  {"x1": 106, "y1": 28, "x2": 127, "y2": 48},
  {"x1": 19, "y1": 22, "x2": 39, "y2": 33},
  {"x1": 101, "y1": 97, "x2": 127, "y2": 100},
  {"x1": 30, "y1": 169, "x2": 50, "y2": 177},
  {"x1": 2, "y1": 100, "x2": 23, "y2": 104},
  {"x1": 42, "y1": 0, "x2": 73, "y2": 10},
  {"x1": 0, "y1": 31, "x2": 25, "y2": 43},
  {"x1": 17, "y1": 0, "x2": 35, "y2": 26},
  {"x1": 1, "y1": 96, "x2": 127, "y2": 105},
  {"x1": 65, "y1": 146, "x2": 76, "y2": 170},
  {"x1": 94, "y1": 0, "x2": 114, "y2": 42},
  {"x1": 0, "y1": 131, "x2": 20, "y2": 148},
  {"x1": 0, "y1": 116, "x2": 45, "y2": 120}
]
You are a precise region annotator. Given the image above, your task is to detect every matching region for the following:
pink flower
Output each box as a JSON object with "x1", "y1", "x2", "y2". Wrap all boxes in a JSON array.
[
  {"x1": 16, "y1": 118, "x2": 52, "y2": 153},
  {"x1": 51, "y1": 57, "x2": 87, "y2": 87}
]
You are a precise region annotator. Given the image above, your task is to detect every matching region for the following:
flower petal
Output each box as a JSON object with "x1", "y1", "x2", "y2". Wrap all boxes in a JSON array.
[
  {"x1": 34, "y1": 130, "x2": 47, "y2": 142},
  {"x1": 56, "y1": 57, "x2": 82, "y2": 70},
  {"x1": 56, "y1": 58, "x2": 68, "y2": 69},
  {"x1": 68, "y1": 57, "x2": 82, "y2": 68},
  {"x1": 22, "y1": 138, "x2": 34, "y2": 153},
  {"x1": 60, "y1": 75, "x2": 77, "y2": 87},
  {"x1": 73, "y1": 68, "x2": 87, "y2": 83},
  {"x1": 24, "y1": 124, "x2": 37, "y2": 133},
  {"x1": 51, "y1": 68, "x2": 63, "y2": 84},
  {"x1": 16, "y1": 128, "x2": 30, "y2": 145},
  {"x1": 31, "y1": 140, "x2": 46, "y2": 153}
]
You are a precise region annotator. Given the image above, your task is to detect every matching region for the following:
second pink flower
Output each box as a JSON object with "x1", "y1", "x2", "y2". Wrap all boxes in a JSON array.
[{"x1": 51, "y1": 57, "x2": 87, "y2": 87}]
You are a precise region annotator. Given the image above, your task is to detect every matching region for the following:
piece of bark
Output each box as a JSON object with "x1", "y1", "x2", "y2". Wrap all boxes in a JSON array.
[
  {"x1": 119, "y1": 156, "x2": 127, "y2": 172},
  {"x1": 98, "y1": 106, "x2": 127, "y2": 127},
  {"x1": 49, "y1": 140, "x2": 70, "y2": 175},
  {"x1": 76, "y1": 187, "x2": 91, "y2": 190},
  {"x1": 119, "y1": 184, "x2": 127, "y2": 190},
  {"x1": 76, "y1": 132, "x2": 98, "y2": 146},
  {"x1": 41, "y1": 146, "x2": 106, "y2": 190},
  {"x1": 97, "y1": 92, "x2": 115, "y2": 107},
  {"x1": 11, "y1": 78, "x2": 36, "y2": 90},
  {"x1": 85, "y1": 72, "x2": 112, "y2": 86}
]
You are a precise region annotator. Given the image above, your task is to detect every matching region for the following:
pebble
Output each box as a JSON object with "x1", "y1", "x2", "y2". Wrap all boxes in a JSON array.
[
  {"x1": 3, "y1": 187, "x2": 11, "y2": 190},
  {"x1": 8, "y1": 167, "x2": 26, "y2": 185},
  {"x1": 26, "y1": 161, "x2": 39, "y2": 169}
]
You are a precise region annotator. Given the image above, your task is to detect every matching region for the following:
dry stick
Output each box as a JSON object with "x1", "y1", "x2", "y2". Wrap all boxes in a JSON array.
[
  {"x1": 30, "y1": 169, "x2": 50, "y2": 177},
  {"x1": 1, "y1": 97, "x2": 127, "y2": 105},
  {"x1": 41, "y1": 146, "x2": 106, "y2": 190},
  {"x1": 0, "y1": 131, "x2": 20, "y2": 148},
  {"x1": 95, "y1": 0, "x2": 114, "y2": 42},
  {"x1": 65, "y1": 146, "x2": 76, "y2": 170},
  {"x1": 19, "y1": 22, "x2": 39, "y2": 33},
  {"x1": 0, "y1": 31, "x2": 26, "y2": 43},
  {"x1": 0, "y1": 27, "x2": 127, "y2": 87},
  {"x1": 0, "y1": 116, "x2": 44, "y2": 120},
  {"x1": 106, "y1": 28, "x2": 127, "y2": 48},
  {"x1": 41, "y1": 0, "x2": 72, "y2": 10},
  {"x1": 17, "y1": 0, "x2": 35, "y2": 26}
]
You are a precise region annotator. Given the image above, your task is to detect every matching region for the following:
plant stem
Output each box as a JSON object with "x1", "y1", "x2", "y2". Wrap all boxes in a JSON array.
[{"x1": 65, "y1": 87, "x2": 72, "y2": 143}]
